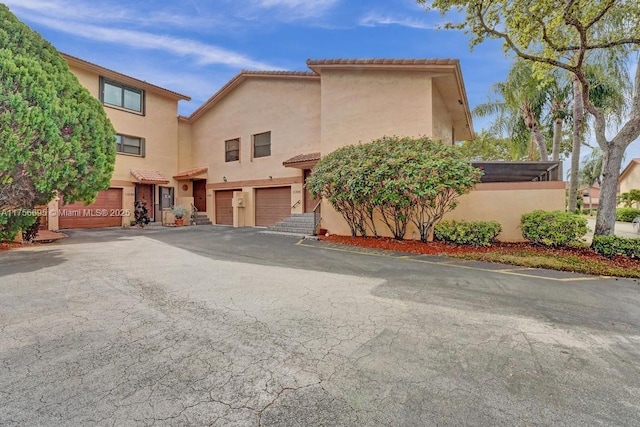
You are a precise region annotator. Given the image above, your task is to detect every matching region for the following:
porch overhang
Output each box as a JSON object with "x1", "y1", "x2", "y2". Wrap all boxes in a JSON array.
[
  {"x1": 173, "y1": 166, "x2": 208, "y2": 180},
  {"x1": 130, "y1": 169, "x2": 170, "y2": 184},
  {"x1": 472, "y1": 161, "x2": 562, "y2": 183},
  {"x1": 283, "y1": 152, "x2": 321, "y2": 170}
]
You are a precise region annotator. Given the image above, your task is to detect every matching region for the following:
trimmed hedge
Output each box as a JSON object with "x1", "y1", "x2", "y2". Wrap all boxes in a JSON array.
[
  {"x1": 592, "y1": 235, "x2": 640, "y2": 259},
  {"x1": 615, "y1": 208, "x2": 640, "y2": 222},
  {"x1": 520, "y1": 210, "x2": 587, "y2": 247},
  {"x1": 434, "y1": 220, "x2": 502, "y2": 246}
]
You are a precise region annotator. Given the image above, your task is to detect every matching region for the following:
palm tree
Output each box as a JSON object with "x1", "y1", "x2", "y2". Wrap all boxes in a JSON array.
[{"x1": 474, "y1": 59, "x2": 569, "y2": 161}]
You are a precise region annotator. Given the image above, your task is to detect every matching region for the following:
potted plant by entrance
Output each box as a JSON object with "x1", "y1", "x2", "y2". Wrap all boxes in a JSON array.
[{"x1": 171, "y1": 205, "x2": 189, "y2": 226}]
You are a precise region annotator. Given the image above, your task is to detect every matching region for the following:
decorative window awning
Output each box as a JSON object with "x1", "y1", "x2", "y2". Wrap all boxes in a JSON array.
[
  {"x1": 173, "y1": 166, "x2": 208, "y2": 180},
  {"x1": 282, "y1": 152, "x2": 321, "y2": 169},
  {"x1": 130, "y1": 169, "x2": 170, "y2": 184}
]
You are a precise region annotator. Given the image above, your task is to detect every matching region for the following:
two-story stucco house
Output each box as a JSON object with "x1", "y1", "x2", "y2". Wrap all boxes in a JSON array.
[{"x1": 45, "y1": 55, "x2": 565, "y2": 241}]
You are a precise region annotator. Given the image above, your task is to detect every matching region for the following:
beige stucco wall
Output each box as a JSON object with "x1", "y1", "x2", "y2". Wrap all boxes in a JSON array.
[
  {"x1": 618, "y1": 163, "x2": 640, "y2": 195},
  {"x1": 432, "y1": 84, "x2": 454, "y2": 144},
  {"x1": 320, "y1": 182, "x2": 566, "y2": 242},
  {"x1": 65, "y1": 63, "x2": 183, "y2": 226},
  {"x1": 320, "y1": 69, "x2": 433, "y2": 153},
  {"x1": 177, "y1": 120, "x2": 193, "y2": 173},
  {"x1": 190, "y1": 76, "x2": 321, "y2": 224}
]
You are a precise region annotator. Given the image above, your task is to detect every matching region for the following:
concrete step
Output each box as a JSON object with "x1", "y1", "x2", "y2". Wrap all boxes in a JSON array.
[
  {"x1": 269, "y1": 226, "x2": 316, "y2": 234},
  {"x1": 268, "y1": 213, "x2": 317, "y2": 235}
]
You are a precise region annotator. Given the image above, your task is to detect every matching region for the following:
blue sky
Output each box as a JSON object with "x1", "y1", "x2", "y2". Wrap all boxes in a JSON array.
[{"x1": 4, "y1": 0, "x2": 639, "y2": 167}]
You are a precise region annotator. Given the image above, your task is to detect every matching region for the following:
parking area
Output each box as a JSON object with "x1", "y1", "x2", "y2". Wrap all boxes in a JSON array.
[{"x1": 1, "y1": 226, "x2": 639, "y2": 426}]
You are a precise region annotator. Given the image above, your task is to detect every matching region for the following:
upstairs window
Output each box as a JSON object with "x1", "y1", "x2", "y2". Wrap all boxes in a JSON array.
[
  {"x1": 100, "y1": 78, "x2": 144, "y2": 113},
  {"x1": 116, "y1": 134, "x2": 145, "y2": 157},
  {"x1": 253, "y1": 131, "x2": 271, "y2": 158},
  {"x1": 225, "y1": 138, "x2": 240, "y2": 162}
]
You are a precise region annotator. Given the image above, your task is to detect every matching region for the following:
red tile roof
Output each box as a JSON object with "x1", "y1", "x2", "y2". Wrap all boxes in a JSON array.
[
  {"x1": 173, "y1": 166, "x2": 208, "y2": 179},
  {"x1": 283, "y1": 152, "x2": 321, "y2": 166},
  {"x1": 241, "y1": 70, "x2": 317, "y2": 77},
  {"x1": 306, "y1": 58, "x2": 459, "y2": 66},
  {"x1": 130, "y1": 169, "x2": 170, "y2": 184}
]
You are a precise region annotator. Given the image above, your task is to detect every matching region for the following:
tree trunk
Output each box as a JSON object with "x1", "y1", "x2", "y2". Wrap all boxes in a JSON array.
[
  {"x1": 595, "y1": 144, "x2": 625, "y2": 235},
  {"x1": 568, "y1": 76, "x2": 584, "y2": 213},
  {"x1": 588, "y1": 57, "x2": 640, "y2": 237},
  {"x1": 522, "y1": 103, "x2": 548, "y2": 161},
  {"x1": 531, "y1": 126, "x2": 549, "y2": 161},
  {"x1": 552, "y1": 117, "x2": 563, "y2": 161}
]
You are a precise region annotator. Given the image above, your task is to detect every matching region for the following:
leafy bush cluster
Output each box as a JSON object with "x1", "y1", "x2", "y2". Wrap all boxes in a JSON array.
[
  {"x1": 592, "y1": 235, "x2": 640, "y2": 259},
  {"x1": 520, "y1": 210, "x2": 588, "y2": 247},
  {"x1": 0, "y1": 211, "x2": 37, "y2": 242},
  {"x1": 615, "y1": 208, "x2": 640, "y2": 222},
  {"x1": 618, "y1": 189, "x2": 640, "y2": 208},
  {"x1": 434, "y1": 220, "x2": 502, "y2": 246},
  {"x1": 306, "y1": 136, "x2": 482, "y2": 241}
]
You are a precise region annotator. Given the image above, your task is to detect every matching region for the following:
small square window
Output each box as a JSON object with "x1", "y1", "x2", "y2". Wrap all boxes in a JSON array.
[
  {"x1": 253, "y1": 132, "x2": 271, "y2": 158},
  {"x1": 115, "y1": 134, "x2": 145, "y2": 157},
  {"x1": 225, "y1": 138, "x2": 240, "y2": 162}
]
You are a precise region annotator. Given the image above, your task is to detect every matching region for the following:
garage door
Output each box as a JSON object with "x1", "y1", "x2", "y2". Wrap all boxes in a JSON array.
[
  {"x1": 215, "y1": 190, "x2": 238, "y2": 225},
  {"x1": 58, "y1": 188, "x2": 123, "y2": 229},
  {"x1": 255, "y1": 187, "x2": 291, "y2": 227}
]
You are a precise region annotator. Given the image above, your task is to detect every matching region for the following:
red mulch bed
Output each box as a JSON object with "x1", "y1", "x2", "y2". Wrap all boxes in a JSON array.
[
  {"x1": 321, "y1": 235, "x2": 639, "y2": 270},
  {"x1": 0, "y1": 242, "x2": 24, "y2": 251}
]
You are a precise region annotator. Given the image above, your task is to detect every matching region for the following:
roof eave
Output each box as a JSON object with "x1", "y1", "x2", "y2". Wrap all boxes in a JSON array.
[{"x1": 62, "y1": 53, "x2": 191, "y2": 102}]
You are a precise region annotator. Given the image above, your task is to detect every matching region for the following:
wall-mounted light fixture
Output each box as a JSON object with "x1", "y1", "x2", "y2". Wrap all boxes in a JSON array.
[
  {"x1": 223, "y1": 176, "x2": 227, "y2": 182},
  {"x1": 269, "y1": 175, "x2": 273, "y2": 179}
]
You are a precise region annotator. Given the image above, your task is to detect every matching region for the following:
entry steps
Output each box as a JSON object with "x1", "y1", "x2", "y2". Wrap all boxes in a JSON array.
[
  {"x1": 268, "y1": 213, "x2": 316, "y2": 235},
  {"x1": 194, "y1": 212, "x2": 212, "y2": 226}
]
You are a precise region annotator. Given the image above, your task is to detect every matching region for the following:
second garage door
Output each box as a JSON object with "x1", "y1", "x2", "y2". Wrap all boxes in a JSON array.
[
  {"x1": 215, "y1": 190, "x2": 238, "y2": 225},
  {"x1": 58, "y1": 188, "x2": 123, "y2": 229},
  {"x1": 255, "y1": 187, "x2": 291, "y2": 227}
]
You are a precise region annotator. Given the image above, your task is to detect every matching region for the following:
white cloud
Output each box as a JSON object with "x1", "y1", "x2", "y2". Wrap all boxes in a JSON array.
[
  {"x1": 26, "y1": 16, "x2": 276, "y2": 70},
  {"x1": 4, "y1": 0, "x2": 227, "y2": 31},
  {"x1": 359, "y1": 12, "x2": 437, "y2": 30},
  {"x1": 241, "y1": 0, "x2": 339, "y2": 20}
]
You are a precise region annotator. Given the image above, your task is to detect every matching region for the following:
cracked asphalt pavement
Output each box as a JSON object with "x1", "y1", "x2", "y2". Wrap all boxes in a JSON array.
[{"x1": 1, "y1": 226, "x2": 639, "y2": 426}]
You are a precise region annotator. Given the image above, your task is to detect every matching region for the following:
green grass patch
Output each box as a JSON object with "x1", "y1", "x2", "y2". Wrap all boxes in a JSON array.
[{"x1": 450, "y1": 250, "x2": 640, "y2": 278}]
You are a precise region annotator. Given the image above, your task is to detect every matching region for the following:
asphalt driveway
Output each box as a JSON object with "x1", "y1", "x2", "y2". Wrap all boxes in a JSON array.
[{"x1": 1, "y1": 226, "x2": 639, "y2": 426}]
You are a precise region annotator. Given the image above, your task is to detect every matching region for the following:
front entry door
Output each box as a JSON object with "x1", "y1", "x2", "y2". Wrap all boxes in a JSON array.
[
  {"x1": 193, "y1": 180, "x2": 207, "y2": 212},
  {"x1": 304, "y1": 169, "x2": 320, "y2": 213},
  {"x1": 136, "y1": 184, "x2": 154, "y2": 221}
]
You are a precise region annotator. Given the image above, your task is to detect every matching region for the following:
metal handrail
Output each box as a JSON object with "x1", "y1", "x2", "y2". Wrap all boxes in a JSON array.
[
  {"x1": 190, "y1": 203, "x2": 198, "y2": 226},
  {"x1": 291, "y1": 200, "x2": 301, "y2": 209},
  {"x1": 312, "y1": 200, "x2": 322, "y2": 234}
]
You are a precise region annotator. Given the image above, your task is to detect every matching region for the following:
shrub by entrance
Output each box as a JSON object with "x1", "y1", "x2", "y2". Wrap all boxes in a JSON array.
[{"x1": 306, "y1": 136, "x2": 482, "y2": 241}]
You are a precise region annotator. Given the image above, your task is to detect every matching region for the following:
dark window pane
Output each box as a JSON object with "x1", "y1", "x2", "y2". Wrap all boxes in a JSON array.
[
  {"x1": 124, "y1": 89, "x2": 141, "y2": 111},
  {"x1": 253, "y1": 132, "x2": 271, "y2": 158},
  {"x1": 103, "y1": 82, "x2": 122, "y2": 106},
  {"x1": 225, "y1": 138, "x2": 240, "y2": 162},
  {"x1": 226, "y1": 150, "x2": 239, "y2": 162}
]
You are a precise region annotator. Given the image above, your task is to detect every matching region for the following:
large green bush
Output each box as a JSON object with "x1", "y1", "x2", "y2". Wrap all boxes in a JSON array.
[
  {"x1": 434, "y1": 220, "x2": 502, "y2": 246},
  {"x1": 0, "y1": 5, "x2": 115, "y2": 211},
  {"x1": 307, "y1": 136, "x2": 482, "y2": 240},
  {"x1": 592, "y1": 235, "x2": 640, "y2": 259},
  {"x1": 615, "y1": 208, "x2": 640, "y2": 222},
  {"x1": 520, "y1": 210, "x2": 588, "y2": 247}
]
